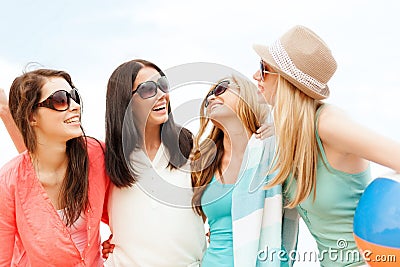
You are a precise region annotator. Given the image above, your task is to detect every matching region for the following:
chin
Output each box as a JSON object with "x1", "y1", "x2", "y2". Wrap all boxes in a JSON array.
[
  {"x1": 257, "y1": 97, "x2": 267, "y2": 104},
  {"x1": 208, "y1": 112, "x2": 235, "y2": 128},
  {"x1": 151, "y1": 116, "x2": 169, "y2": 126},
  {"x1": 161, "y1": 117, "x2": 169, "y2": 125},
  {"x1": 68, "y1": 129, "x2": 84, "y2": 140},
  {"x1": 209, "y1": 106, "x2": 236, "y2": 118},
  {"x1": 256, "y1": 92, "x2": 267, "y2": 104}
]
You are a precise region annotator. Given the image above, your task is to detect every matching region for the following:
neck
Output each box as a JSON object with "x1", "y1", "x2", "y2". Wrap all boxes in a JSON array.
[
  {"x1": 30, "y1": 142, "x2": 70, "y2": 210},
  {"x1": 143, "y1": 123, "x2": 162, "y2": 153},
  {"x1": 31, "y1": 142, "x2": 68, "y2": 173},
  {"x1": 219, "y1": 119, "x2": 251, "y2": 156}
]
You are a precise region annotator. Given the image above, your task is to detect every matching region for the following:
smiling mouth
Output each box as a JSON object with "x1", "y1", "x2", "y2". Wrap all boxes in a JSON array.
[
  {"x1": 64, "y1": 117, "x2": 80, "y2": 124},
  {"x1": 208, "y1": 103, "x2": 221, "y2": 110},
  {"x1": 152, "y1": 106, "x2": 166, "y2": 112}
]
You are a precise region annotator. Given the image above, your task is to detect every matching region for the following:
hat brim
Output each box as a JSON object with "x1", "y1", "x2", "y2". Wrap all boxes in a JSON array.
[{"x1": 253, "y1": 44, "x2": 329, "y2": 100}]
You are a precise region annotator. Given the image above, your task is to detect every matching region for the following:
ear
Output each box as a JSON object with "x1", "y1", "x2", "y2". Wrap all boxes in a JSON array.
[{"x1": 29, "y1": 113, "x2": 37, "y2": 126}]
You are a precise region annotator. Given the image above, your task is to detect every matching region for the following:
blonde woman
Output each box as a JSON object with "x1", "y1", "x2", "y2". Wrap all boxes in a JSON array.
[
  {"x1": 191, "y1": 75, "x2": 297, "y2": 266},
  {"x1": 253, "y1": 25, "x2": 400, "y2": 266}
]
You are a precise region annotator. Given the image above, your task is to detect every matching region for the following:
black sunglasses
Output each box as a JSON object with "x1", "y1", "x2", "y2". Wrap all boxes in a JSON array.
[
  {"x1": 204, "y1": 80, "x2": 230, "y2": 107},
  {"x1": 132, "y1": 76, "x2": 169, "y2": 99},
  {"x1": 260, "y1": 60, "x2": 278, "y2": 81},
  {"x1": 35, "y1": 88, "x2": 81, "y2": 111}
]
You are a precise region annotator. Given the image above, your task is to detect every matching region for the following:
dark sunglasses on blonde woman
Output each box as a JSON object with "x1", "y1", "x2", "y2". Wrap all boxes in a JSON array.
[
  {"x1": 260, "y1": 60, "x2": 278, "y2": 81},
  {"x1": 204, "y1": 80, "x2": 230, "y2": 107},
  {"x1": 132, "y1": 76, "x2": 169, "y2": 99},
  {"x1": 35, "y1": 88, "x2": 81, "y2": 111}
]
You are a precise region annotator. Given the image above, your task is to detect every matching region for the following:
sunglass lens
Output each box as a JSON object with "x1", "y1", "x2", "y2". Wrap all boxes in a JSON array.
[
  {"x1": 70, "y1": 89, "x2": 81, "y2": 105},
  {"x1": 138, "y1": 82, "x2": 157, "y2": 99},
  {"x1": 158, "y1": 76, "x2": 169, "y2": 93},
  {"x1": 260, "y1": 61, "x2": 264, "y2": 81},
  {"x1": 214, "y1": 81, "x2": 229, "y2": 96},
  {"x1": 52, "y1": 91, "x2": 69, "y2": 111}
]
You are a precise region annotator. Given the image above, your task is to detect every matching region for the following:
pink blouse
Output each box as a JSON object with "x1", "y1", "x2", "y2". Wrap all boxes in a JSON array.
[{"x1": 0, "y1": 138, "x2": 110, "y2": 267}]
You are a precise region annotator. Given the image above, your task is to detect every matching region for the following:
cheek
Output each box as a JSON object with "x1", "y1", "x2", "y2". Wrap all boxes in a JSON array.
[
  {"x1": 131, "y1": 104, "x2": 149, "y2": 125},
  {"x1": 233, "y1": 99, "x2": 240, "y2": 113},
  {"x1": 267, "y1": 88, "x2": 278, "y2": 105},
  {"x1": 224, "y1": 91, "x2": 240, "y2": 109},
  {"x1": 265, "y1": 81, "x2": 276, "y2": 94},
  {"x1": 263, "y1": 88, "x2": 271, "y2": 99},
  {"x1": 221, "y1": 99, "x2": 239, "y2": 116}
]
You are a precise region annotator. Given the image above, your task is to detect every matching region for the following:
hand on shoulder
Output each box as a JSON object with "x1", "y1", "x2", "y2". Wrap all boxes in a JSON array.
[{"x1": 255, "y1": 122, "x2": 274, "y2": 140}]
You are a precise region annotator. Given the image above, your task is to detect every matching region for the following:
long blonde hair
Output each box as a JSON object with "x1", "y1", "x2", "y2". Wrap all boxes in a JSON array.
[
  {"x1": 191, "y1": 75, "x2": 267, "y2": 217},
  {"x1": 266, "y1": 77, "x2": 322, "y2": 208}
]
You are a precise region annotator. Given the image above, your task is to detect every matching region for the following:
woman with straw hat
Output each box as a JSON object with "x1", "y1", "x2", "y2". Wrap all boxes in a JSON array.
[{"x1": 253, "y1": 25, "x2": 400, "y2": 266}]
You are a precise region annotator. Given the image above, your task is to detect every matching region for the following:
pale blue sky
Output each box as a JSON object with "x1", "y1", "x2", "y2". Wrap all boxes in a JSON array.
[
  {"x1": 2, "y1": 0, "x2": 400, "y2": 164},
  {"x1": 1, "y1": 1, "x2": 400, "y2": 265}
]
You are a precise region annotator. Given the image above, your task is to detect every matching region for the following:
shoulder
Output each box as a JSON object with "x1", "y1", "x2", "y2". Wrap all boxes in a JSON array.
[
  {"x1": 85, "y1": 137, "x2": 107, "y2": 171},
  {"x1": 317, "y1": 104, "x2": 366, "y2": 154},
  {"x1": 318, "y1": 104, "x2": 347, "y2": 126},
  {"x1": 179, "y1": 127, "x2": 193, "y2": 141},
  {"x1": 85, "y1": 137, "x2": 105, "y2": 158},
  {"x1": 249, "y1": 134, "x2": 275, "y2": 151},
  {"x1": 85, "y1": 137, "x2": 110, "y2": 186},
  {"x1": 85, "y1": 136, "x2": 105, "y2": 150},
  {"x1": 317, "y1": 105, "x2": 351, "y2": 140},
  {"x1": 180, "y1": 127, "x2": 193, "y2": 135},
  {"x1": 0, "y1": 152, "x2": 29, "y2": 188}
]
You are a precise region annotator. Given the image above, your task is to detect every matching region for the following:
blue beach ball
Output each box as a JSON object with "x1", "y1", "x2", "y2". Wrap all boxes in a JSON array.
[{"x1": 353, "y1": 175, "x2": 400, "y2": 266}]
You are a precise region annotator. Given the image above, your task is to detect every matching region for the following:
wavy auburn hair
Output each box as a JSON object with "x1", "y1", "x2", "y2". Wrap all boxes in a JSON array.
[{"x1": 8, "y1": 69, "x2": 89, "y2": 226}]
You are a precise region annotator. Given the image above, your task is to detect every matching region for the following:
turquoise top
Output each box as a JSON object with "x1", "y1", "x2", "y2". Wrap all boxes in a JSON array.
[
  {"x1": 286, "y1": 105, "x2": 371, "y2": 267},
  {"x1": 201, "y1": 176, "x2": 235, "y2": 267}
]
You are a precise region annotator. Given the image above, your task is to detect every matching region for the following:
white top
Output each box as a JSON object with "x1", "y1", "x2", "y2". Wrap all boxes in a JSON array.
[{"x1": 105, "y1": 143, "x2": 206, "y2": 267}]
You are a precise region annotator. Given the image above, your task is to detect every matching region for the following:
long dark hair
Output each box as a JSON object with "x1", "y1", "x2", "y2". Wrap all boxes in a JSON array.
[
  {"x1": 8, "y1": 69, "x2": 89, "y2": 227},
  {"x1": 105, "y1": 59, "x2": 193, "y2": 187}
]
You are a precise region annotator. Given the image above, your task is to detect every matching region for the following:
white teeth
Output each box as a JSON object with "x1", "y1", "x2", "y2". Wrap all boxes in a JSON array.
[
  {"x1": 64, "y1": 117, "x2": 79, "y2": 124},
  {"x1": 153, "y1": 105, "x2": 166, "y2": 111}
]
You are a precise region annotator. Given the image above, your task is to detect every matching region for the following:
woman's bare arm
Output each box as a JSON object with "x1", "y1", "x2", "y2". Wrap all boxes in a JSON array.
[{"x1": 0, "y1": 88, "x2": 26, "y2": 153}]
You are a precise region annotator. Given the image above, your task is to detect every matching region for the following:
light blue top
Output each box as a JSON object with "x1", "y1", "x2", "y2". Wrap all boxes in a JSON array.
[
  {"x1": 231, "y1": 134, "x2": 299, "y2": 267},
  {"x1": 286, "y1": 105, "x2": 371, "y2": 267},
  {"x1": 201, "y1": 176, "x2": 235, "y2": 267}
]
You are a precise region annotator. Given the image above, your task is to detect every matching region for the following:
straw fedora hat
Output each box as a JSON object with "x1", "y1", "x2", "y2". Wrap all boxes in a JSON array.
[{"x1": 253, "y1": 25, "x2": 337, "y2": 100}]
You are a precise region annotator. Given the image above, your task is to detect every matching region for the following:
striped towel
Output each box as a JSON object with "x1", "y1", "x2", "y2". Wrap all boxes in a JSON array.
[{"x1": 232, "y1": 134, "x2": 299, "y2": 267}]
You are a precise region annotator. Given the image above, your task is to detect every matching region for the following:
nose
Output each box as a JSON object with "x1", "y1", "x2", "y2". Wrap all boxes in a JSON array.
[
  {"x1": 205, "y1": 93, "x2": 216, "y2": 107},
  {"x1": 207, "y1": 92, "x2": 216, "y2": 101},
  {"x1": 253, "y1": 69, "x2": 262, "y2": 81},
  {"x1": 69, "y1": 97, "x2": 81, "y2": 112},
  {"x1": 207, "y1": 92, "x2": 215, "y2": 99},
  {"x1": 155, "y1": 87, "x2": 168, "y2": 99}
]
